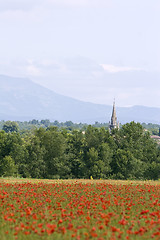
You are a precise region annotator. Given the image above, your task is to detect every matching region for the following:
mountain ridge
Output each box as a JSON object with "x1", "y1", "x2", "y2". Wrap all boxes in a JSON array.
[{"x1": 0, "y1": 74, "x2": 160, "y2": 124}]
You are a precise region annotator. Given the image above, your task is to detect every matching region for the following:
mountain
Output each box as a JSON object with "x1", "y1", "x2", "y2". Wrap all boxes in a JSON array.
[
  {"x1": 0, "y1": 75, "x2": 111, "y2": 123},
  {"x1": 0, "y1": 74, "x2": 160, "y2": 124}
]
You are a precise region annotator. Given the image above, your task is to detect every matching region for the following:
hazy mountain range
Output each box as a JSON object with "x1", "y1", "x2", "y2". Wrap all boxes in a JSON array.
[{"x1": 0, "y1": 74, "x2": 160, "y2": 124}]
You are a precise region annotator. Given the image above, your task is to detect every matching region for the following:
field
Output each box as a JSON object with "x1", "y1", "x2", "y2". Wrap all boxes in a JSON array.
[{"x1": 0, "y1": 179, "x2": 160, "y2": 240}]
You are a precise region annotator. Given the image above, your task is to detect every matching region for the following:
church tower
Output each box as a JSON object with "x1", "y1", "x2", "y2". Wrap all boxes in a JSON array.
[{"x1": 109, "y1": 100, "x2": 119, "y2": 131}]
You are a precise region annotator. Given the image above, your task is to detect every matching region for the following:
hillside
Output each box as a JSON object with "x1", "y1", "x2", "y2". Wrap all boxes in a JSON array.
[{"x1": 0, "y1": 75, "x2": 160, "y2": 124}]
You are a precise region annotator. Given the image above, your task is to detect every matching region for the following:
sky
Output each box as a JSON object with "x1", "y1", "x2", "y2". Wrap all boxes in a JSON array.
[{"x1": 0, "y1": 0, "x2": 160, "y2": 107}]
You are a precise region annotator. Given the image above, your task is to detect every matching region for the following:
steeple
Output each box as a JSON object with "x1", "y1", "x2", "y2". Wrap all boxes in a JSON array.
[{"x1": 109, "y1": 99, "x2": 118, "y2": 131}]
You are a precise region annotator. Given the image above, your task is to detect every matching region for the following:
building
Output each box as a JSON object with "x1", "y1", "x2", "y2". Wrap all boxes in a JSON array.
[
  {"x1": 150, "y1": 135, "x2": 160, "y2": 145},
  {"x1": 109, "y1": 100, "x2": 119, "y2": 131}
]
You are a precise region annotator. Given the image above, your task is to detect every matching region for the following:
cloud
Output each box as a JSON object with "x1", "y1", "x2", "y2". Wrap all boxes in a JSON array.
[
  {"x1": 26, "y1": 65, "x2": 41, "y2": 76},
  {"x1": 20, "y1": 59, "x2": 69, "y2": 79},
  {"x1": 0, "y1": 0, "x2": 154, "y2": 12},
  {"x1": 101, "y1": 64, "x2": 143, "y2": 73},
  {"x1": 1, "y1": 56, "x2": 160, "y2": 108},
  {"x1": 63, "y1": 56, "x2": 103, "y2": 73},
  {"x1": 26, "y1": 65, "x2": 41, "y2": 77},
  {"x1": 0, "y1": 0, "x2": 43, "y2": 12},
  {"x1": 44, "y1": 0, "x2": 155, "y2": 8},
  {"x1": 47, "y1": 0, "x2": 113, "y2": 7},
  {"x1": 0, "y1": 0, "x2": 112, "y2": 12}
]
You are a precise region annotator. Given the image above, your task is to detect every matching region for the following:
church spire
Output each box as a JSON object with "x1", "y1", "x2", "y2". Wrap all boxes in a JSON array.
[{"x1": 109, "y1": 99, "x2": 118, "y2": 131}]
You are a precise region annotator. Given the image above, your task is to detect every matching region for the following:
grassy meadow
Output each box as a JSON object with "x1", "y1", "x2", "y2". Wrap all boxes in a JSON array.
[{"x1": 0, "y1": 178, "x2": 160, "y2": 239}]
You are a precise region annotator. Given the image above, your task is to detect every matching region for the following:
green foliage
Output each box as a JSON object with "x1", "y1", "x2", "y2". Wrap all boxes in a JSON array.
[
  {"x1": 0, "y1": 121, "x2": 160, "y2": 180},
  {"x1": 25, "y1": 135, "x2": 46, "y2": 178},
  {"x1": 142, "y1": 122, "x2": 160, "y2": 135},
  {"x1": 0, "y1": 155, "x2": 17, "y2": 177},
  {"x1": 2, "y1": 121, "x2": 19, "y2": 133}
]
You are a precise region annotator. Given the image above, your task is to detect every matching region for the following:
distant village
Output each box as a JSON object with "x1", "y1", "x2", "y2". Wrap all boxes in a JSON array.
[{"x1": 110, "y1": 100, "x2": 160, "y2": 145}]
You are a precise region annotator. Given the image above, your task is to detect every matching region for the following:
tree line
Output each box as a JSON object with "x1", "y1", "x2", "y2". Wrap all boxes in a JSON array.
[
  {"x1": 0, "y1": 119, "x2": 110, "y2": 132},
  {"x1": 0, "y1": 119, "x2": 159, "y2": 135},
  {"x1": 0, "y1": 121, "x2": 160, "y2": 180}
]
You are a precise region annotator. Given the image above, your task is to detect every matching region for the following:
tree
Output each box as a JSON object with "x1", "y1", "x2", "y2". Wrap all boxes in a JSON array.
[
  {"x1": 145, "y1": 161, "x2": 160, "y2": 180},
  {"x1": 110, "y1": 121, "x2": 159, "y2": 179},
  {"x1": 99, "y1": 143, "x2": 113, "y2": 177},
  {"x1": 66, "y1": 130, "x2": 85, "y2": 178},
  {"x1": 40, "y1": 119, "x2": 50, "y2": 127},
  {"x1": 29, "y1": 119, "x2": 39, "y2": 125},
  {"x1": 111, "y1": 149, "x2": 146, "y2": 179},
  {"x1": 25, "y1": 135, "x2": 46, "y2": 178},
  {"x1": 0, "y1": 120, "x2": 160, "y2": 180},
  {"x1": 2, "y1": 121, "x2": 19, "y2": 133},
  {"x1": 0, "y1": 156, "x2": 17, "y2": 177},
  {"x1": 35, "y1": 127, "x2": 70, "y2": 179}
]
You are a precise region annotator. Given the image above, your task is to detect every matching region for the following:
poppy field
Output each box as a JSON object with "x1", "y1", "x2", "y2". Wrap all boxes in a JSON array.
[{"x1": 0, "y1": 179, "x2": 160, "y2": 240}]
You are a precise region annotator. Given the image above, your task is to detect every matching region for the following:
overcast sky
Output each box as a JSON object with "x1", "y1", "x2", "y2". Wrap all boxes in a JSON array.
[{"x1": 0, "y1": 0, "x2": 160, "y2": 107}]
